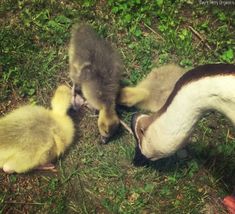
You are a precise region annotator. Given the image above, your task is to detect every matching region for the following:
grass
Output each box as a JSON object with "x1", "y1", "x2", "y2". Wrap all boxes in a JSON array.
[{"x1": 0, "y1": 0, "x2": 235, "y2": 213}]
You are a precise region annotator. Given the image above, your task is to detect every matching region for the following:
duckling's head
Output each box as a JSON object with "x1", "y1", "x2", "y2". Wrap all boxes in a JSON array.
[
  {"x1": 98, "y1": 112, "x2": 120, "y2": 144},
  {"x1": 51, "y1": 85, "x2": 72, "y2": 115}
]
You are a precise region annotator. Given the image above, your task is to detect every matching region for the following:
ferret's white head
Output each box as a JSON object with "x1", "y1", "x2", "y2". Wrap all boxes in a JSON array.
[{"x1": 131, "y1": 113, "x2": 164, "y2": 161}]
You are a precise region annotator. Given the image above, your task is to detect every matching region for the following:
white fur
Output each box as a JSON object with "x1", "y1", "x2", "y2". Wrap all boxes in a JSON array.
[{"x1": 140, "y1": 75, "x2": 235, "y2": 160}]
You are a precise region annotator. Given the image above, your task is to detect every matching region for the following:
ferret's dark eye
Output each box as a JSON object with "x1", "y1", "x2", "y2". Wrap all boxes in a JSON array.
[{"x1": 140, "y1": 128, "x2": 145, "y2": 135}]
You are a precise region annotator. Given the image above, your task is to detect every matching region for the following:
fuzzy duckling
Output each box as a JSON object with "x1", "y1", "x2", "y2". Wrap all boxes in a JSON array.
[
  {"x1": 69, "y1": 23, "x2": 122, "y2": 143},
  {"x1": 0, "y1": 85, "x2": 74, "y2": 173},
  {"x1": 119, "y1": 64, "x2": 185, "y2": 112}
]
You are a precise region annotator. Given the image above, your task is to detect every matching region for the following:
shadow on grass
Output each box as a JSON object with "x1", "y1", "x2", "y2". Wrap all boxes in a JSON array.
[
  {"x1": 133, "y1": 144, "x2": 235, "y2": 192},
  {"x1": 190, "y1": 146, "x2": 235, "y2": 190},
  {"x1": 132, "y1": 145, "x2": 189, "y2": 170}
]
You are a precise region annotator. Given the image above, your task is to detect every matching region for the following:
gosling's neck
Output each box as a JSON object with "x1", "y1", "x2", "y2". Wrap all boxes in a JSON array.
[{"x1": 142, "y1": 65, "x2": 235, "y2": 160}]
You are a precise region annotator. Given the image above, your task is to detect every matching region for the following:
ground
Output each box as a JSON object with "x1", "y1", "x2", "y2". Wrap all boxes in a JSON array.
[{"x1": 0, "y1": 1, "x2": 235, "y2": 213}]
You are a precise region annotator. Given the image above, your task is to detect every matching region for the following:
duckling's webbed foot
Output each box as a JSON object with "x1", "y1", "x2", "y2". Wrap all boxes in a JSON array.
[{"x1": 36, "y1": 163, "x2": 57, "y2": 172}]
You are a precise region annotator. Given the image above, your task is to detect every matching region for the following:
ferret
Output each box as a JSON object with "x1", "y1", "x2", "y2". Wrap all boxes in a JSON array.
[
  {"x1": 131, "y1": 64, "x2": 235, "y2": 161},
  {"x1": 69, "y1": 23, "x2": 122, "y2": 143},
  {"x1": 119, "y1": 64, "x2": 185, "y2": 112},
  {"x1": 132, "y1": 63, "x2": 235, "y2": 213},
  {"x1": 0, "y1": 85, "x2": 74, "y2": 173}
]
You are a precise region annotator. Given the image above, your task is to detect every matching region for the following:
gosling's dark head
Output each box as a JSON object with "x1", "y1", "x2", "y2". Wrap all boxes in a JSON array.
[{"x1": 98, "y1": 113, "x2": 120, "y2": 144}]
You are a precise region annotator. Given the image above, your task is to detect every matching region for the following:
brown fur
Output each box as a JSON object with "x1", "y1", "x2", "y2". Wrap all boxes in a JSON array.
[{"x1": 156, "y1": 63, "x2": 235, "y2": 118}]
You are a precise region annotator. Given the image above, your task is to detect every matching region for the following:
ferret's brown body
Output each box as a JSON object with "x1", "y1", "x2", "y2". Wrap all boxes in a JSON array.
[
  {"x1": 119, "y1": 64, "x2": 185, "y2": 112},
  {"x1": 0, "y1": 85, "x2": 74, "y2": 173},
  {"x1": 69, "y1": 24, "x2": 122, "y2": 142}
]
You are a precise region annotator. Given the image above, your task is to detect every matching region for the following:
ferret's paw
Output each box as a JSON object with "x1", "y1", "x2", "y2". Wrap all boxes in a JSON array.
[
  {"x1": 3, "y1": 164, "x2": 15, "y2": 174},
  {"x1": 71, "y1": 94, "x2": 85, "y2": 110}
]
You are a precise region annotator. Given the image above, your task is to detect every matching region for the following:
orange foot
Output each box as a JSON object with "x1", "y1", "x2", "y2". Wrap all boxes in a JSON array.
[
  {"x1": 223, "y1": 195, "x2": 235, "y2": 214},
  {"x1": 36, "y1": 163, "x2": 57, "y2": 172},
  {"x1": 1, "y1": 163, "x2": 57, "y2": 174}
]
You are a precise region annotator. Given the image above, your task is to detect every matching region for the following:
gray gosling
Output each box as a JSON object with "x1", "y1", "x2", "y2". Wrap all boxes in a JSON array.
[{"x1": 69, "y1": 24, "x2": 122, "y2": 143}]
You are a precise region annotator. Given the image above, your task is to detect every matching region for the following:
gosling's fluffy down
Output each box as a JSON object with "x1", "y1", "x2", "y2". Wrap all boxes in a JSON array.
[
  {"x1": 69, "y1": 24, "x2": 122, "y2": 143},
  {"x1": 119, "y1": 64, "x2": 185, "y2": 112},
  {"x1": 0, "y1": 85, "x2": 74, "y2": 173}
]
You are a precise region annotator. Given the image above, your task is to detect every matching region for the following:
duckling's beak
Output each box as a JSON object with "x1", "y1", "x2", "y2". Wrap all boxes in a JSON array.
[{"x1": 100, "y1": 136, "x2": 109, "y2": 144}]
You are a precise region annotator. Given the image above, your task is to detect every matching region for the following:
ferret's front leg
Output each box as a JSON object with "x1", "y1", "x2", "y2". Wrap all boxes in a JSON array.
[{"x1": 71, "y1": 84, "x2": 85, "y2": 110}]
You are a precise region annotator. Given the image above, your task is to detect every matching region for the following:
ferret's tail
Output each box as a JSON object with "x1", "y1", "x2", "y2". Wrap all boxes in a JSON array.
[{"x1": 51, "y1": 85, "x2": 72, "y2": 115}]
